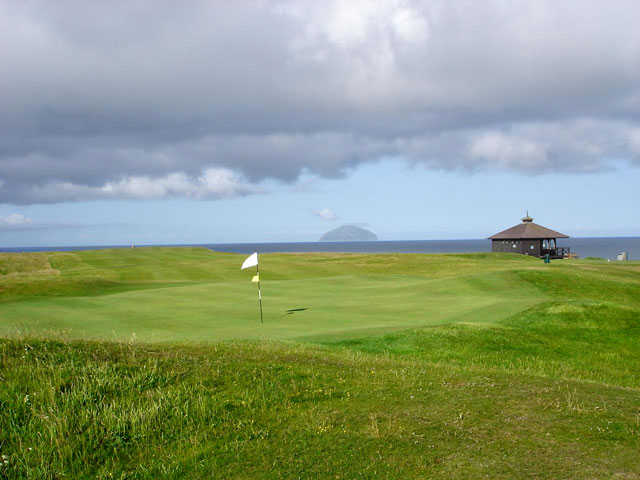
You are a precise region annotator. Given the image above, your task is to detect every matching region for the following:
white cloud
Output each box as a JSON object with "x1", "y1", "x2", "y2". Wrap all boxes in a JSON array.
[
  {"x1": 391, "y1": 6, "x2": 429, "y2": 44},
  {"x1": 628, "y1": 128, "x2": 640, "y2": 156},
  {"x1": 24, "y1": 168, "x2": 262, "y2": 203},
  {"x1": 102, "y1": 168, "x2": 262, "y2": 199},
  {"x1": 314, "y1": 208, "x2": 338, "y2": 220},
  {"x1": 468, "y1": 133, "x2": 549, "y2": 171},
  {"x1": 0, "y1": 213, "x2": 32, "y2": 227}
]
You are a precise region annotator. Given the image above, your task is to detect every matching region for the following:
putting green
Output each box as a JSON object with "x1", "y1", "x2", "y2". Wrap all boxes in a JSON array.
[{"x1": 0, "y1": 247, "x2": 588, "y2": 342}]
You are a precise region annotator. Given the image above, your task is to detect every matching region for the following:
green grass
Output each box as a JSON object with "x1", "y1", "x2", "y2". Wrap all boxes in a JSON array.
[
  {"x1": 0, "y1": 248, "x2": 562, "y2": 341},
  {"x1": 0, "y1": 247, "x2": 639, "y2": 478}
]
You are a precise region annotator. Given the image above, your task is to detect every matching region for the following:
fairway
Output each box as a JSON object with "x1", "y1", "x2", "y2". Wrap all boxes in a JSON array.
[{"x1": 2, "y1": 248, "x2": 552, "y2": 342}]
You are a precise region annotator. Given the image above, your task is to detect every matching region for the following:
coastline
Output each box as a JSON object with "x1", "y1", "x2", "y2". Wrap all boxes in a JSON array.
[{"x1": 0, "y1": 236, "x2": 637, "y2": 260}]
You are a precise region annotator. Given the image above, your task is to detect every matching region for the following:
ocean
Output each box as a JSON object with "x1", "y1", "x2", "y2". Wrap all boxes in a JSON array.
[{"x1": 0, "y1": 237, "x2": 637, "y2": 260}]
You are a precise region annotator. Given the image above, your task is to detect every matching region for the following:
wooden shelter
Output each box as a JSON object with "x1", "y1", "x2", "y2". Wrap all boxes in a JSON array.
[{"x1": 489, "y1": 214, "x2": 570, "y2": 258}]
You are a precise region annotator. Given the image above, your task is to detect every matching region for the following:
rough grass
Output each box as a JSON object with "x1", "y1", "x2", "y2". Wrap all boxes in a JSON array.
[
  {"x1": 313, "y1": 302, "x2": 640, "y2": 388},
  {"x1": 0, "y1": 248, "x2": 639, "y2": 478},
  {"x1": 1, "y1": 336, "x2": 638, "y2": 479}
]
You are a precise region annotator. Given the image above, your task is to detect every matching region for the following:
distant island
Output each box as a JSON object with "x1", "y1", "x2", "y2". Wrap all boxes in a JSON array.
[{"x1": 319, "y1": 225, "x2": 378, "y2": 242}]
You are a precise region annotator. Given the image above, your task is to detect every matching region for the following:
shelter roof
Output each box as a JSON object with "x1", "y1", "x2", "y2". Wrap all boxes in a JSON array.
[{"x1": 489, "y1": 219, "x2": 569, "y2": 240}]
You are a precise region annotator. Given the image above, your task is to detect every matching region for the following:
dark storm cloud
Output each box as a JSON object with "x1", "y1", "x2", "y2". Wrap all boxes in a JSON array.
[{"x1": 1, "y1": 0, "x2": 640, "y2": 204}]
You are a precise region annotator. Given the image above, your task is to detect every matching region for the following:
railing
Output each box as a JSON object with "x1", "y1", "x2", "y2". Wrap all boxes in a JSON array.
[{"x1": 542, "y1": 247, "x2": 571, "y2": 258}]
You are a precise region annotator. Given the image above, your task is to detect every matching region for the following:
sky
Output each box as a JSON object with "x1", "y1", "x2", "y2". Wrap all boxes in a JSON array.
[{"x1": 0, "y1": 0, "x2": 639, "y2": 246}]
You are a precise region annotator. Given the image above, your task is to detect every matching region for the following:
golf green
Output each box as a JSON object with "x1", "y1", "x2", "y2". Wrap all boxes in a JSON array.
[{"x1": 0, "y1": 247, "x2": 619, "y2": 343}]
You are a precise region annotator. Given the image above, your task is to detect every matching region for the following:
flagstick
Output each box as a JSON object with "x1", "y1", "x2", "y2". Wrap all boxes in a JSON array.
[{"x1": 256, "y1": 261, "x2": 263, "y2": 324}]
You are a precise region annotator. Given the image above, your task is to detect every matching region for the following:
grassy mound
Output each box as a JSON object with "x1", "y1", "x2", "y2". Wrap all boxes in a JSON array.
[
  {"x1": 1, "y1": 326, "x2": 638, "y2": 478},
  {"x1": 314, "y1": 302, "x2": 640, "y2": 387}
]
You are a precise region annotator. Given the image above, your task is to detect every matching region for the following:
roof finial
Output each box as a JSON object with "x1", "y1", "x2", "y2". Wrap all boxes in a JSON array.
[{"x1": 522, "y1": 210, "x2": 533, "y2": 223}]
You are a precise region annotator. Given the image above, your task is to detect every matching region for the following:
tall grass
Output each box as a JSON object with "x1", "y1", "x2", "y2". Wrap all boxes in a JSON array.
[{"x1": 1, "y1": 335, "x2": 639, "y2": 479}]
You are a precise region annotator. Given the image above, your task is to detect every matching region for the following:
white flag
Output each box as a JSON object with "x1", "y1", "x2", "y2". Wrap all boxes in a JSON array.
[{"x1": 241, "y1": 252, "x2": 258, "y2": 270}]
